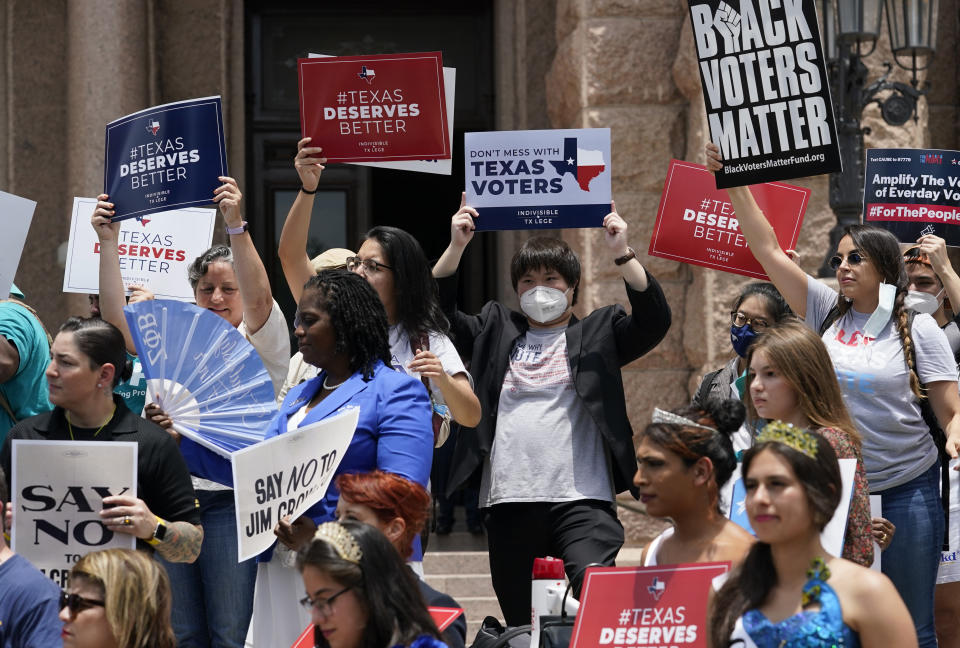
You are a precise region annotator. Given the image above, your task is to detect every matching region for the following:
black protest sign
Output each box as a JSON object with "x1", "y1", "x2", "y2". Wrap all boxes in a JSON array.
[{"x1": 689, "y1": 0, "x2": 842, "y2": 188}]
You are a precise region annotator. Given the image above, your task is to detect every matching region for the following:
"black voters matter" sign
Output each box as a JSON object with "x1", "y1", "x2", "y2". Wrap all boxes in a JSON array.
[{"x1": 689, "y1": 0, "x2": 841, "y2": 188}]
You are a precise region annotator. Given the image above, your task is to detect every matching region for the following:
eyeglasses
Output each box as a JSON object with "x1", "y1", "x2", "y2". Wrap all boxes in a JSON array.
[
  {"x1": 299, "y1": 586, "x2": 352, "y2": 617},
  {"x1": 730, "y1": 311, "x2": 770, "y2": 330},
  {"x1": 346, "y1": 256, "x2": 393, "y2": 274},
  {"x1": 828, "y1": 251, "x2": 868, "y2": 270},
  {"x1": 60, "y1": 591, "x2": 105, "y2": 617}
]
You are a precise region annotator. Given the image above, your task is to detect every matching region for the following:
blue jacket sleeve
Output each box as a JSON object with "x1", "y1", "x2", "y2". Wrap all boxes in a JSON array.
[
  {"x1": 375, "y1": 375, "x2": 434, "y2": 487},
  {"x1": 178, "y1": 437, "x2": 235, "y2": 486}
]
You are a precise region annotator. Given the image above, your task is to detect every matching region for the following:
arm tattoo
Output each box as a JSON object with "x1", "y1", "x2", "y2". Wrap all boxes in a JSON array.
[{"x1": 154, "y1": 522, "x2": 204, "y2": 563}]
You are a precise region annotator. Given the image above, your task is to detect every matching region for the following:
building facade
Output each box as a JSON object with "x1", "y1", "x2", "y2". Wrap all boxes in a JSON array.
[{"x1": 1, "y1": 0, "x2": 958, "y2": 426}]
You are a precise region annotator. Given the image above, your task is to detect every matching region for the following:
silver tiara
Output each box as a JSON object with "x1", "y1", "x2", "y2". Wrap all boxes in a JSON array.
[{"x1": 650, "y1": 408, "x2": 718, "y2": 434}]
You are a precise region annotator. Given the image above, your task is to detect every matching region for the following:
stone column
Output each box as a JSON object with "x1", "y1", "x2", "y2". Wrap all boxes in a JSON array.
[
  {"x1": 545, "y1": 0, "x2": 692, "y2": 422},
  {"x1": 62, "y1": 0, "x2": 151, "y2": 319},
  {"x1": 5, "y1": 0, "x2": 69, "y2": 326}
]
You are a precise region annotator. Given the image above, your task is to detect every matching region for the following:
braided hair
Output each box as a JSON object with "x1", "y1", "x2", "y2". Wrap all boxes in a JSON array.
[
  {"x1": 835, "y1": 224, "x2": 922, "y2": 399},
  {"x1": 301, "y1": 271, "x2": 391, "y2": 380}
]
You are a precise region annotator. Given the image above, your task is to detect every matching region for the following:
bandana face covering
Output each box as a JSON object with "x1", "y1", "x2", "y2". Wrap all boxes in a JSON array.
[{"x1": 520, "y1": 286, "x2": 570, "y2": 324}]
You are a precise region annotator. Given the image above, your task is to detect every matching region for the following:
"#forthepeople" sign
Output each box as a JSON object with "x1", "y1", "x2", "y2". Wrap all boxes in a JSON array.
[
  {"x1": 649, "y1": 160, "x2": 808, "y2": 279},
  {"x1": 570, "y1": 563, "x2": 730, "y2": 648},
  {"x1": 11, "y1": 440, "x2": 137, "y2": 587},
  {"x1": 0, "y1": 190, "x2": 35, "y2": 299},
  {"x1": 464, "y1": 128, "x2": 612, "y2": 231},
  {"x1": 689, "y1": 0, "x2": 841, "y2": 187},
  {"x1": 232, "y1": 408, "x2": 359, "y2": 562},
  {"x1": 63, "y1": 197, "x2": 216, "y2": 301},
  {"x1": 863, "y1": 148, "x2": 960, "y2": 246},
  {"x1": 104, "y1": 96, "x2": 228, "y2": 222},
  {"x1": 298, "y1": 52, "x2": 450, "y2": 163}
]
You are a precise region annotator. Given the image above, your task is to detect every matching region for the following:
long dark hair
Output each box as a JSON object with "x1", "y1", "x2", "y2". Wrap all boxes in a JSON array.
[
  {"x1": 733, "y1": 282, "x2": 792, "y2": 322},
  {"x1": 298, "y1": 520, "x2": 440, "y2": 648},
  {"x1": 835, "y1": 224, "x2": 921, "y2": 397},
  {"x1": 301, "y1": 271, "x2": 391, "y2": 380},
  {"x1": 638, "y1": 398, "x2": 744, "y2": 508},
  {"x1": 363, "y1": 226, "x2": 449, "y2": 340},
  {"x1": 59, "y1": 317, "x2": 133, "y2": 387},
  {"x1": 708, "y1": 433, "x2": 841, "y2": 647}
]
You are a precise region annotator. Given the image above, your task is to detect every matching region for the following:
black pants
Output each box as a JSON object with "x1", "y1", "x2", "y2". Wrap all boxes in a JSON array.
[{"x1": 483, "y1": 499, "x2": 624, "y2": 626}]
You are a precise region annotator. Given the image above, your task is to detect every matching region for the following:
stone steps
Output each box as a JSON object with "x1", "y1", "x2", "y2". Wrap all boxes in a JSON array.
[{"x1": 422, "y1": 533, "x2": 650, "y2": 640}]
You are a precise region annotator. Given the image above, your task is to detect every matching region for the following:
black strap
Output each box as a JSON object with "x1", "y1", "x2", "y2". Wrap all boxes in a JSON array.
[
  {"x1": 817, "y1": 305, "x2": 842, "y2": 336},
  {"x1": 693, "y1": 369, "x2": 722, "y2": 407}
]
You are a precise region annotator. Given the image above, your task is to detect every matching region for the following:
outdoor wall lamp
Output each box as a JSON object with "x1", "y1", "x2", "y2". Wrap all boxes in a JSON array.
[{"x1": 816, "y1": 0, "x2": 938, "y2": 276}]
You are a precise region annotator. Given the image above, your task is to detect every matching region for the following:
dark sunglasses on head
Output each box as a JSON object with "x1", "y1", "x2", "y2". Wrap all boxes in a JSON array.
[
  {"x1": 60, "y1": 591, "x2": 105, "y2": 616},
  {"x1": 829, "y1": 251, "x2": 868, "y2": 271}
]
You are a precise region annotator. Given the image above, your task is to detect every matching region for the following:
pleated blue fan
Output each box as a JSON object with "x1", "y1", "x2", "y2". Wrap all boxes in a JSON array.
[{"x1": 123, "y1": 300, "x2": 278, "y2": 457}]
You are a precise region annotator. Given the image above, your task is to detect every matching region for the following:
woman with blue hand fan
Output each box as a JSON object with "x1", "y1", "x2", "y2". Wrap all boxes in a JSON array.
[
  {"x1": 93, "y1": 176, "x2": 291, "y2": 648},
  {"x1": 0, "y1": 317, "x2": 202, "y2": 564},
  {"x1": 185, "y1": 269, "x2": 435, "y2": 648}
]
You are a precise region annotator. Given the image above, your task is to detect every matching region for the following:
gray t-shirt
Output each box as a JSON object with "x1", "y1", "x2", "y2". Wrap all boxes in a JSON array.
[
  {"x1": 480, "y1": 326, "x2": 614, "y2": 506},
  {"x1": 806, "y1": 276, "x2": 956, "y2": 490}
]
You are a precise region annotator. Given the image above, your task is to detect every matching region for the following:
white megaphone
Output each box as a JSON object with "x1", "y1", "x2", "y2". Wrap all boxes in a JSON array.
[{"x1": 530, "y1": 557, "x2": 579, "y2": 648}]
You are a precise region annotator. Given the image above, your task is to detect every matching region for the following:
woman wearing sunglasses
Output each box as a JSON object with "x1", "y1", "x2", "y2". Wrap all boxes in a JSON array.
[
  {"x1": 706, "y1": 143, "x2": 960, "y2": 648},
  {"x1": 298, "y1": 521, "x2": 444, "y2": 648},
  {"x1": 60, "y1": 548, "x2": 176, "y2": 648},
  {"x1": 279, "y1": 138, "x2": 481, "y2": 435}
]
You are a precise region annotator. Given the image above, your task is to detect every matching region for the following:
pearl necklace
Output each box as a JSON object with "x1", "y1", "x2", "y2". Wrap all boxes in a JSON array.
[{"x1": 322, "y1": 375, "x2": 347, "y2": 390}]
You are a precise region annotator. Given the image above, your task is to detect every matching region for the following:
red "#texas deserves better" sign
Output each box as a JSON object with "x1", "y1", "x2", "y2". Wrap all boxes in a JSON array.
[
  {"x1": 298, "y1": 51, "x2": 450, "y2": 163},
  {"x1": 570, "y1": 563, "x2": 730, "y2": 648},
  {"x1": 649, "y1": 160, "x2": 809, "y2": 280}
]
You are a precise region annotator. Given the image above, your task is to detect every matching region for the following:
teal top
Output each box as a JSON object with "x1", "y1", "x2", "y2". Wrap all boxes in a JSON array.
[
  {"x1": 0, "y1": 302, "x2": 52, "y2": 443},
  {"x1": 114, "y1": 350, "x2": 147, "y2": 415}
]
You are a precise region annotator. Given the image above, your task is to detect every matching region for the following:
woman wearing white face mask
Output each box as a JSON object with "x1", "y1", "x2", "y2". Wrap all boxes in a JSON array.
[
  {"x1": 905, "y1": 240, "x2": 960, "y2": 361},
  {"x1": 903, "y1": 240, "x2": 960, "y2": 648},
  {"x1": 432, "y1": 195, "x2": 672, "y2": 626}
]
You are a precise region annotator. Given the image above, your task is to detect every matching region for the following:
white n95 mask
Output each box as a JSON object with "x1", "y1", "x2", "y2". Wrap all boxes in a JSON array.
[
  {"x1": 905, "y1": 288, "x2": 944, "y2": 315},
  {"x1": 520, "y1": 286, "x2": 570, "y2": 324}
]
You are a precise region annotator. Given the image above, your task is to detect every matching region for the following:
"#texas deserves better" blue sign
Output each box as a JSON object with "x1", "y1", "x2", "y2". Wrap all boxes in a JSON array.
[
  {"x1": 104, "y1": 96, "x2": 228, "y2": 222},
  {"x1": 465, "y1": 128, "x2": 611, "y2": 231}
]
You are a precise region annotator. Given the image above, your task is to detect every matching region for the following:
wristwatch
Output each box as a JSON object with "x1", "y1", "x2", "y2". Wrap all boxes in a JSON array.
[
  {"x1": 148, "y1": 517, "x2": 168, "y2": 546},
  {"x1": 614, "y1": 247, "x2": 637, "y2": 266},
  {"x1": 226, "y1": 221, "x2": 249, "y2": 235}
]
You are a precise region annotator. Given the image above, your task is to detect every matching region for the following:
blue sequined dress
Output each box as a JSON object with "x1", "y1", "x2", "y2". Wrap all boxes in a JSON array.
[
  {"x1": 391, "y1": 634, "x2": 449, "y2": 648},
  {"x1": 728, "y1": 562, "x2": 860, "y2": 648}
]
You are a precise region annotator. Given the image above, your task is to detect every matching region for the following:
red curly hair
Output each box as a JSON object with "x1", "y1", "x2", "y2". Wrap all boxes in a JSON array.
[{"x1": 334, "y1": 471, "x2": 431, "y2": 558}]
